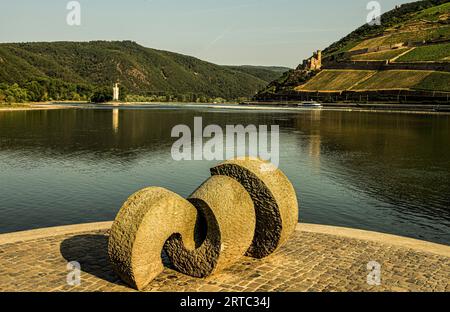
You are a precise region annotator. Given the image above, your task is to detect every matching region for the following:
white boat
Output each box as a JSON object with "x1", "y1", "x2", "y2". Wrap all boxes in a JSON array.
[{"x1": 298, "y1": 101, "x2": 322, "y2": 108}]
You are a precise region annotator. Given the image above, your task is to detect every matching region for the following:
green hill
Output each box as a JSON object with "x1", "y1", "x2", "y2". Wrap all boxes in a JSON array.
[
  {"x1": 0, "y1": 41, "x2": 285, "y2": 103},
  {"x1": 224, "y1": 65, "x2": 290, "y2": 83},
  {"x1": 256, "y1": 0, "x2": 450, "y2": 103},
  {"x1": 324, "y1": 0, "x2": 450, "y2": 56}
]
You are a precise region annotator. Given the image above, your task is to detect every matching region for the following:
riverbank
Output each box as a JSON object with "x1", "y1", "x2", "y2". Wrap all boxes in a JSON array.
[
  {"x1": 242, "y1": 101, "x2": 450, "y2": 114},
  {"x1": 0, "y1": 222, "x2": 448, "y2": 292},
  {"x1": 2, "y1": 101, "x2": 450, "y2": 115},
  {"x1": 0, "y1": 102, "x2": 85, "y2": 112}
]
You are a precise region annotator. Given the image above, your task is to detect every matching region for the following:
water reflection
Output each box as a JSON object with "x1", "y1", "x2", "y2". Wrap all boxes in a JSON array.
[
  {"x1": 0, "y1": 108, "x2": 448, "y2": 244},
  {"x1": 112, "y1": 108, "x2": 119, "y2": 134},
  {"x1": 308, "y1": 135, "x2": 322, "y2": 169},
  {"x1": 290, "y1": 111, "x2": 450, "y2": 242}
]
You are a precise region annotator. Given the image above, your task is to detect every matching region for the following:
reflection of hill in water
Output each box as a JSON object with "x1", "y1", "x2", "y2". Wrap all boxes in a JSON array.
[
  {"x1": 0, "y1": 109, "x2": 176, "y2": 153},
  {"x1": 0, "y1": 108, "x2": 449, "y2": 242},
  {"x1": 1, "y1": 110, "x2": 448, "y2": 219},
  {"x1": 0, "y1": 108, "x2": 295, "y2": 161},
  {"x1": 292, "y1": 111, "x2": 450, "y2": 229}
]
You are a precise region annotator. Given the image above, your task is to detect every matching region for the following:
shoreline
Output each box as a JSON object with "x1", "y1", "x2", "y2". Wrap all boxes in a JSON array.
[
  {"x1": 1, "y1": 101, "x2": 450, "y2": 115},
  {"x1": 0, "y1": 102, "x2": 83, "y2": 112}
]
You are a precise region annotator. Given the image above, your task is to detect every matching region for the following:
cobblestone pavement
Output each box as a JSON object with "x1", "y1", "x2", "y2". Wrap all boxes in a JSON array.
[{"x1": 0, "y1": 228, "x2": 448, "y2": 292}]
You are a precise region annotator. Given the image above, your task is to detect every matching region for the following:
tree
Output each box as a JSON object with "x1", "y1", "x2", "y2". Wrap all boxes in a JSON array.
[
  {"x1": 119, "y1": 85, "x2": 128, "y2": 102},
  {"x1": 5, "y1": 83, "x2": 29, "y2": 103},
  {"x1": 25, "y1": 81, "x2": 45, "y2": 102},
  {"x1": 0, "y1": 90, "x2": 6, "y2": 103},
  {"x1": 69, "y1": 92, "x2": 81, "y2": 101},
  {"x1": 90, "y1": 87, "x2": 113, "y2": 103}
]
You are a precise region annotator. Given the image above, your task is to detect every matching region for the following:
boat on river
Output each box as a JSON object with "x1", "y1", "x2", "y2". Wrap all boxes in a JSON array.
[{"x1": 298, "y1": 101, "x2": 322, "y2": 108}]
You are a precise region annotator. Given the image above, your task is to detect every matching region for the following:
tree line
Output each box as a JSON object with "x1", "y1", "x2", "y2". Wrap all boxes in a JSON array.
[
  {"x1": 0, "y1": 79, "x2": 94, "y2": 103},
  {"x1": 0, "y1": 79, "x2": 243, "y2": 104}
]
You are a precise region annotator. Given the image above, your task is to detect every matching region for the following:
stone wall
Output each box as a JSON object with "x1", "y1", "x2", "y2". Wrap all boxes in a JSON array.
[{"x1": 256, "y1": 89, "x2": 450, "y2": 104}]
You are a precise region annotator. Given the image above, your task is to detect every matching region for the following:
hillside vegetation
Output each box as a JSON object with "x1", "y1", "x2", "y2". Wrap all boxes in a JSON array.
[
  {"x1": 295, "y1": 70, "x2": 375, "y2": 91},
  {"x1": 0, "y1": 41, "x2": 286, "y2": 103},
  {"x1": 323, "y1": 0, "x2": 450, "y2": 56},
  {"x1": 292, "y1": 69, "x2": 450, "y2": 92},
  {"x1": 396, "y1": 42, "x2": 450, "y2": 61},
  {"x1": 351, "y1": 48, "x2": 410, "y2": 61},
  {"x1": 224, "y1": 65, "x2": 290, "y2": 83},
  {"x1": 256, "y1": 0, "x2": 450, "y2": 102},
  {"x1": 353, "y1": 70, "x2": 436, "y2": 90}
]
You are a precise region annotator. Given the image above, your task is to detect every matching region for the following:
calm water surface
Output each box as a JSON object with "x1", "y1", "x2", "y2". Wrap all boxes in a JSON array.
[{"x1": 0, "y1": 107, "x2": 449, "y2": 245}]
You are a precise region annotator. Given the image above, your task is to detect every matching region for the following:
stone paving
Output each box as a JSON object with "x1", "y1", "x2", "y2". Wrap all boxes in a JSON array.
[{"x1": 0, "y1": 226, "x2": 449, "y2": 292}]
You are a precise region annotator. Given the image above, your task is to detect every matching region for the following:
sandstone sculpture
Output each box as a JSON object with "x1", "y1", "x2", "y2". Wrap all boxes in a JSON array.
[
  {"x1": 210, "y1": 157, "x2": 298, "y2": 258},
  {"x1": 165, "y1": 175, "x2": 255, "y2": 277},
  {"x1": 108, "y1": 187, "x2": 198, "y2": 290},
  {"x1": 108, "y1": 157, "x2": 298, "y2": 290}
]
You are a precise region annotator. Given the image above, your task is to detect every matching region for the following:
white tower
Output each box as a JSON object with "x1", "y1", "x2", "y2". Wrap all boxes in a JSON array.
[{"x1": 113, "y1": 83, "x2": 120, "y2": 101}]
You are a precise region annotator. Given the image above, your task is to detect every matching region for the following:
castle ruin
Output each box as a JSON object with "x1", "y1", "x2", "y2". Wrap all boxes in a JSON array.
[{"x1": 302, "y1": 50, "x2": 322, "y2": 71}]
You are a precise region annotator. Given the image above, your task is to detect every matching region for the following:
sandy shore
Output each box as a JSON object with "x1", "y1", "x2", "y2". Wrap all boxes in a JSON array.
[{"x1": 0, "y1": 102, "x2": 83, "y2": 112}]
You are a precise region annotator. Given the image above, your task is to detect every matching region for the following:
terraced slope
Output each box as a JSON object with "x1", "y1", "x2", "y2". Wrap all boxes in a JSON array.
[
  {"x1": 325, "y1": 0, "x2": 450, "y2": 56},
  {"x1": 414, "y1": 71, "x2": 450, "y2": 91},
  {"x1": 256, "y1": 0, "x2": 450, "y2": 103},
  {"x1": 396, "y1": 42, "x2": 450, "y2": 61},
  {"x1": 295, "y1": 70, "x2": 375, "y2": 91},
  {"x1": 295, "y1": 69, "x2": 450, "y2": 93},
  {"x1": 351, "y1": 70, "x2": 434, "y2": 90},
  {"x1": 349, "y1": 26, "x2": 450, "y2": 52},
  {"x1": 351, "y1": 48, "x2": 411, "y2": 61}
]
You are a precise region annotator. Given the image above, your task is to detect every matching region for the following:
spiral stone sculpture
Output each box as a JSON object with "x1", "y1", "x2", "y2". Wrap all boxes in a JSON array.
[
  {"x1": 108, "y1": 157, "x2": 298, "y2": 290},
  {"x1": 210, "y1": 158, "x2": 298, "y2": 258}
]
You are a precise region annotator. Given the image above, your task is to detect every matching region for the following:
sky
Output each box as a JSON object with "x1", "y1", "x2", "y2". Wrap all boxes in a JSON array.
[{"x1": 0, "y1": 0, "x2": 412, "y2": 67}]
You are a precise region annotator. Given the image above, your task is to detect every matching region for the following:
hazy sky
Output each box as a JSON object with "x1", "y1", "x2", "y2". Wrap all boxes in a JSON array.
[{"x1": 0, "y1": 0, "x2": 412, "y2": 67}]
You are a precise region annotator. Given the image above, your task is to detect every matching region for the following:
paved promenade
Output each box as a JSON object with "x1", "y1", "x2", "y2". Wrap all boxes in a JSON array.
[{"x1": 0, "y1": 223, "x2": 448, "y2": 292}]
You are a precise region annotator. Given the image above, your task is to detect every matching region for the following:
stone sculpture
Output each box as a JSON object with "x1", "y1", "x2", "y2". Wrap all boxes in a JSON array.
[
  {"x1": 108, "y1": 157, "x2": 299, "y2": 290},
  {"x1": 210, "y1": 158, "x2": 298, "y2": 258}
]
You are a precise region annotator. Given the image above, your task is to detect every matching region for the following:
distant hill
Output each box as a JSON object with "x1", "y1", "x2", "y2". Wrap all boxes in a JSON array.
[
  {"x1": 224, "y1": 65, "x2": 290, "y2": 83},
  {"x1": 0, "y1": 41, "x2": 286, "y2": 103},
  {"x1": 256, "y1": 0, "x2": 450, "y2": 103}
]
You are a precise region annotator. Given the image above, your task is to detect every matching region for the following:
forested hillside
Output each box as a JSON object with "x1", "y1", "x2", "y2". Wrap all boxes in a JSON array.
[{"x1": 0, "y1": 41, "x2": 286, "y2": 103}]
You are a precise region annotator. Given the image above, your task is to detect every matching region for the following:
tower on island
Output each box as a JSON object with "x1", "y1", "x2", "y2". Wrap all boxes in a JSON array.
[{"x1": 113, "y1": 83, "x2": 120, "y2": 101}]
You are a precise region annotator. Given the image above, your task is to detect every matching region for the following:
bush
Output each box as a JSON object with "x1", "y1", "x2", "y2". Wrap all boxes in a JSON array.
[
  {"x1": 4, "y1": 83, "x2": 29, "y2": 103},
  {"x1": 24, "y1": 81, "x2": 46, "y2": 102},
  {"x1": 0, "y1": 80, "x2": 96, "y2": 103},
  {"x1": 90, "y1": 87, "x2": 113, "y2": 103},
  {"x1": 119, "y1": 86, "x2": 128, "y2": 101}
]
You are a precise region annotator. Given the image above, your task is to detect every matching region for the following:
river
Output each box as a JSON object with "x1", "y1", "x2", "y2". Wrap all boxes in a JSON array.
[{"x1": 0, "y1": 106, "x2": 448, "y2": 245}]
